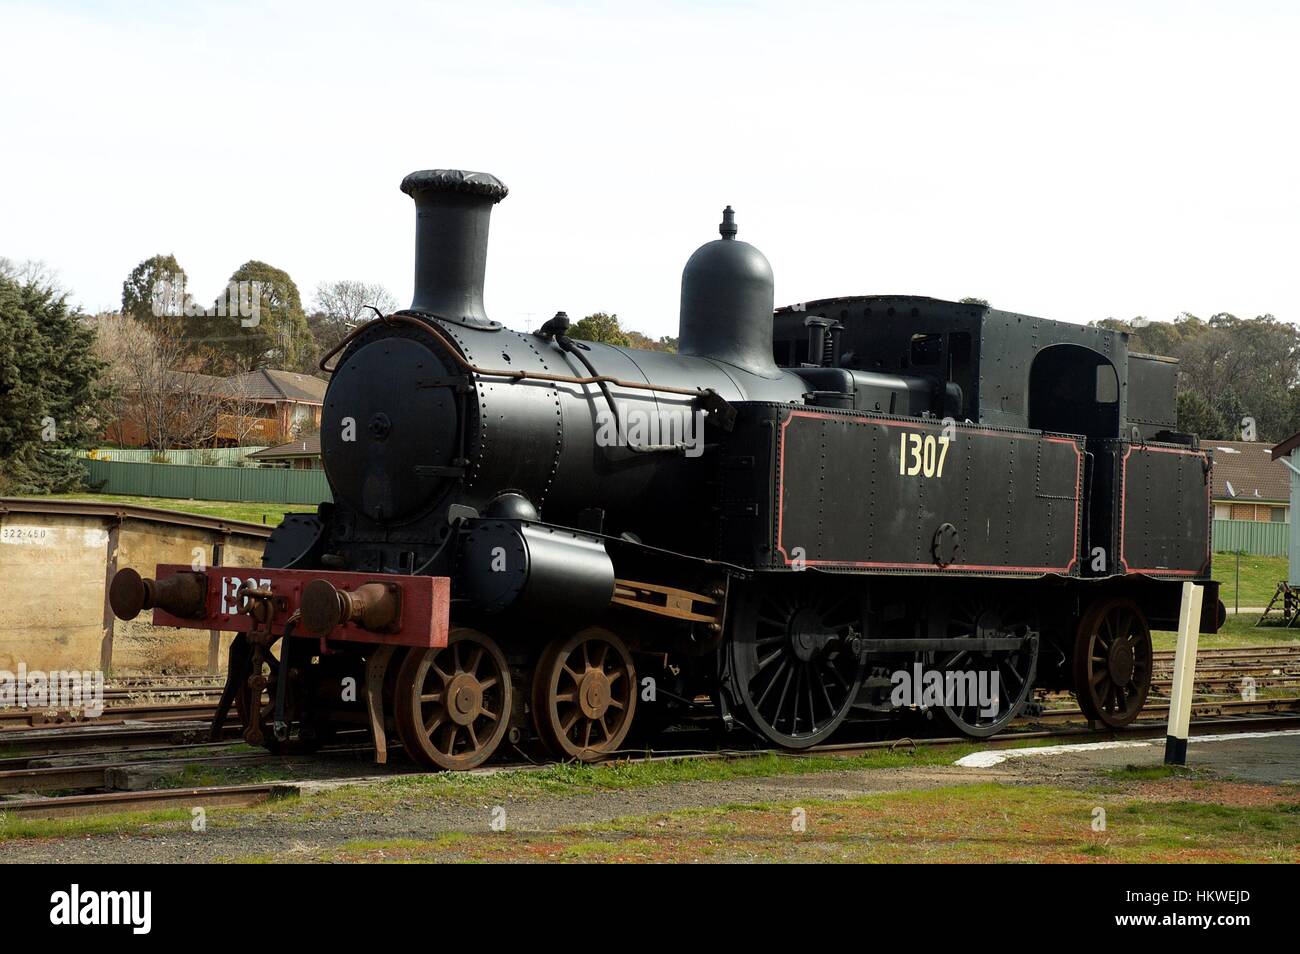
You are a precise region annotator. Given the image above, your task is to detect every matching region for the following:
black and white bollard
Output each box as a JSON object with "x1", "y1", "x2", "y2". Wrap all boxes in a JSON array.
[{"x1": 1164, "y1": 581, "x2": 1204, "y2": 765}]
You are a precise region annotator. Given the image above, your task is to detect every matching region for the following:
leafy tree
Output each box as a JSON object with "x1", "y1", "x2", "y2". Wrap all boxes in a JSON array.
[
  {"x1": 959, "y1": 297, "x2": 990, "y2": 307},
  {"x1": 569, "y1": 312, "x2": 632, "y2": 348},
  {"x1": 121, "y1": 253, "x2": 191, "y2": 329},
  {"x1": 625, "y1": 330, "x2": 678, "y2": 353},
  {"x1": 211, "y1": 260, "x2": 312, "y2": 372},
  {"x1": 1176, "y1": 390, "x2": 1225, "y2": 439},
  {"x1": 1097, "y1": 313, "x2": 1300, "y2": 443},
  {"x1": 0, "y1": 274, "x2": 106, "y2": 493}
]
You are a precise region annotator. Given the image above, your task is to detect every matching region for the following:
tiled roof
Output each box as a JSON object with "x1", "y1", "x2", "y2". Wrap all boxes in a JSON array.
[
  {"x1": 224, "y1": 369, "x2": 327, "y2": 404},
  {"x1": 1209, "y1": 440, "x2": 1290, "y2": 503},
  {"x1": 247, "y1": 434, "x2": 321, "y2": 460}
]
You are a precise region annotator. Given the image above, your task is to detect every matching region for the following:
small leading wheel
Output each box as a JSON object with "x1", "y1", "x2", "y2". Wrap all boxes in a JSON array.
[
  {"x1": 532, "y1": 628, "x2": 637, "y2": 762},
  {"x1": 728, "y1": 581, "x2": 865, "y2": 749},
  {"x1": 394, "y1": 628, "x2": 513, "y2": 770},
  {"x1": 1072, "y1": 598, "x2": 1153, "y2": 728}
]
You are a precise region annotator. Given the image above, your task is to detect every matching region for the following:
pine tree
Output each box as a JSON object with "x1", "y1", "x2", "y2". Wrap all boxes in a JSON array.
[{"x1": 0, "y1": 275, "x2": 107, "y2": 493}]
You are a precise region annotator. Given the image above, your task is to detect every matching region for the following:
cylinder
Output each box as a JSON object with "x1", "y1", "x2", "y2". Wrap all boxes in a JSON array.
[{"x1": 457, "y1": 520, "x2": 615, "y2": 619}]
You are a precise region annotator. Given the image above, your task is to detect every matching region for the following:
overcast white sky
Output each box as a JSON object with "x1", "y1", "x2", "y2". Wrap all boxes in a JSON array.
[{"x1": 1, "y1": 0, "x2": 1295, "y2": 338}]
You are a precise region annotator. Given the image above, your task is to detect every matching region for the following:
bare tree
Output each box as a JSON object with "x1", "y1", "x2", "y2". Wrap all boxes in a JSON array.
[
  {"x1": 93, "y1": 314, "x2": 154, "y2": 446},
  {"x1": 312, "y1": 280, "x2": 398, "y2": 344},
  {"x1": 93, "y1": 315, "x2": 224, "y2": 450},
  {"x1": 0, "y1": 257, "x2": 62, "y2": 294}
]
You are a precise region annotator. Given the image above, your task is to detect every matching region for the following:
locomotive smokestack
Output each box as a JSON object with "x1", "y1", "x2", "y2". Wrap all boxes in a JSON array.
[
  {"x1": 678, "y1": 205, "x2": 779, "y2": 378},
  {"x1": 400, "y1": 169, "x2": 509, "y2": 328}
]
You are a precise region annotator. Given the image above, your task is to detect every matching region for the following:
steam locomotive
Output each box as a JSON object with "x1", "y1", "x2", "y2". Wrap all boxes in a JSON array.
[{"x1": 109, "y1": 168, "x2": 1222, "y2": 769}]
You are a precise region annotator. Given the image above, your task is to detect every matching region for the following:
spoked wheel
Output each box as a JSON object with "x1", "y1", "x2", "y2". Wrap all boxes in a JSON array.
[
  {"x1": 928, "y1": 595, "x2": 1039, "y2": 738},
  {"x1": 533, "y1": 628, "x2": 637, "y2": 762},
  {"x1": 231, "y1": 636, "x2": 322, "y2": 754},
  {"x1": 1072, "y1": 598, "x2": 1152, "y2": 727},
  {"x1": 728, "y1": 580, "x2": 865, "y2": 749},
  {"x1": 394, "y1": 628, "x2": 513, "y2": 770}
]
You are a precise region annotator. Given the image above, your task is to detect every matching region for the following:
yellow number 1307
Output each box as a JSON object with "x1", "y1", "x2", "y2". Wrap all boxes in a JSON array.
[{"x1": 898, "y1": 432, "x2": 951, "y2": 478}]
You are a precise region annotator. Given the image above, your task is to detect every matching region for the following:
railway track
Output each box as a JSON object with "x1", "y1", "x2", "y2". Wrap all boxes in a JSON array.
[
  {"x1": 0, "y1": 701, "x2": 223, "y2": 728},
  {"x1": 0, "y1": 650, "x2": 1296, "y2": 818}
]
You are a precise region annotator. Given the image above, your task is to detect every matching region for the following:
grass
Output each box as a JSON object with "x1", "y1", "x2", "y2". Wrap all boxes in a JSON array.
[
  {"x1": 0, "y1": 748, "x2": 981, "y2": 842},
  {"x1": 0, "y1": 807, "x2": 192, "y2": 841},
  {"x1": 1213, "y1": 551, "x2": 1288, "y2": 609},
  {"x1": 1152, "y1": 612, "x2": 1300, "y2": 650},
  {"x1": 14, "y1": 492, "x2": 302, "y2": 526},
  {"x1": 287, "y1": 782, "x2": 1300, "y2": 864},
  {"x1": 242, "y1": 746, "x2": 984, "y2": 818}
]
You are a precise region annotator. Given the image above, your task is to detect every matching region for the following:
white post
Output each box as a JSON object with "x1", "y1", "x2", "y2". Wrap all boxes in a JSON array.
[{"x1": 1164, "y1": 581, "x2": 1204, "y2": 765}]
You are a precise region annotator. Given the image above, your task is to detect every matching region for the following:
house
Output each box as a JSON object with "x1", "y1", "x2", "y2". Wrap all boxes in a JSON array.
[
  {"x1": 1210, "y1": 439, "x2": 1290, "y2": 522},
  {"x1": 247, "y1": 434, "x2": 323, "y2": 470},
  {"x1": 219, "y1": 369, "x2": 327, "y2": 445},
  {"x1": 105, "y1": 368, "x2": 326, "y2": 448}
]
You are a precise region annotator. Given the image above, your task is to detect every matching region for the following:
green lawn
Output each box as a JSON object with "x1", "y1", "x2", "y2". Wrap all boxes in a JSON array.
[
  {"x1": 1213, "y1": 551, "x2": 1287, "y2": 609},
  {"x1": 16, "y1": 492, "x2": 302, "y2": 527},
  {"x1": 1152, "y1": 611, "x2": 1300, "y2": 650}
]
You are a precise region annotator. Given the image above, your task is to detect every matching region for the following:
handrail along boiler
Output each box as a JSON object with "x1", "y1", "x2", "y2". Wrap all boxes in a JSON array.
[{"x1": 109, "y1": 168, "x2": 1222, "y2": 767}]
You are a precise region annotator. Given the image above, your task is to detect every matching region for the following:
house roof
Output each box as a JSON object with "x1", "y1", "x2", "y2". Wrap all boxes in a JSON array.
[
  {"x1": 247, "y1": 434, "x2": 321, "y2": 460},
  {"x1": 154, "y1": 368, "x2": 327, "y2": 404},
  {"x1": 1209, "y1": 440, "x2": 1290, "y2": 503},
  {"x1": 161, "y1": 369, "x2": 226, "y2": 392},
  {"x1": 225, "y1": 369, "x2": 327, "y2": 404}
]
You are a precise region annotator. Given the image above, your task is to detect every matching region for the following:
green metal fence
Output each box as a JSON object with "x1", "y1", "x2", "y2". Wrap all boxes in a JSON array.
[
  {"x1": 1213, "y1": 518, "x2": 1289, "y2": 557},
  {"x1": 81, "y1": 458, "x2": 332, "y2": 505}
]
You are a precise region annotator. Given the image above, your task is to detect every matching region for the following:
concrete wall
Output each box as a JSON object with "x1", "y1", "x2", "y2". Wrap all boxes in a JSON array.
[
  {"x1": 0, "y1": 514, "x2": 111, "y2": 672},
  {"x1": 0, "y1": 507, "x2": 267, "y2": 675}
]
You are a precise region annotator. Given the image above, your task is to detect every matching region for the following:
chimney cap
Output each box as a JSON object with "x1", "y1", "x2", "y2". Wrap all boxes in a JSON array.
[{"x1": 400, "y1": 169, "x2": 509, "y2": 203}]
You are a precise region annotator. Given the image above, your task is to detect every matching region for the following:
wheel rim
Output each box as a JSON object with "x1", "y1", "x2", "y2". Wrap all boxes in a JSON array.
[
  {"x1": 533, "y1": 628, "x2": 636, "y2": 762},
  {"x1": 730, "y1": 582, "x2": 864, "y2": 748},
  {"x1": 928, "y1": 596, "x2": 1039, "y2": 738},
  {"x1": 395, "y1": 628, "x2": 512, "y2": 770},
  {"x1": 1073, "y1": 599, "x2": 1152, "y2": 727}
]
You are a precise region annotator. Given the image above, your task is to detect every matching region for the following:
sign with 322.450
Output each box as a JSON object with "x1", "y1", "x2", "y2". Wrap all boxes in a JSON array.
[{"x1": 898, "y1": 431, "x2": 951, "y2": 478}]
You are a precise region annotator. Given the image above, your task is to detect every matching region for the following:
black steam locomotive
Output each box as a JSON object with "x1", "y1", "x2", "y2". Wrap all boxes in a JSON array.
[{"x1": 110, "y1": 169, "x2": 1221, "y2": 769}]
